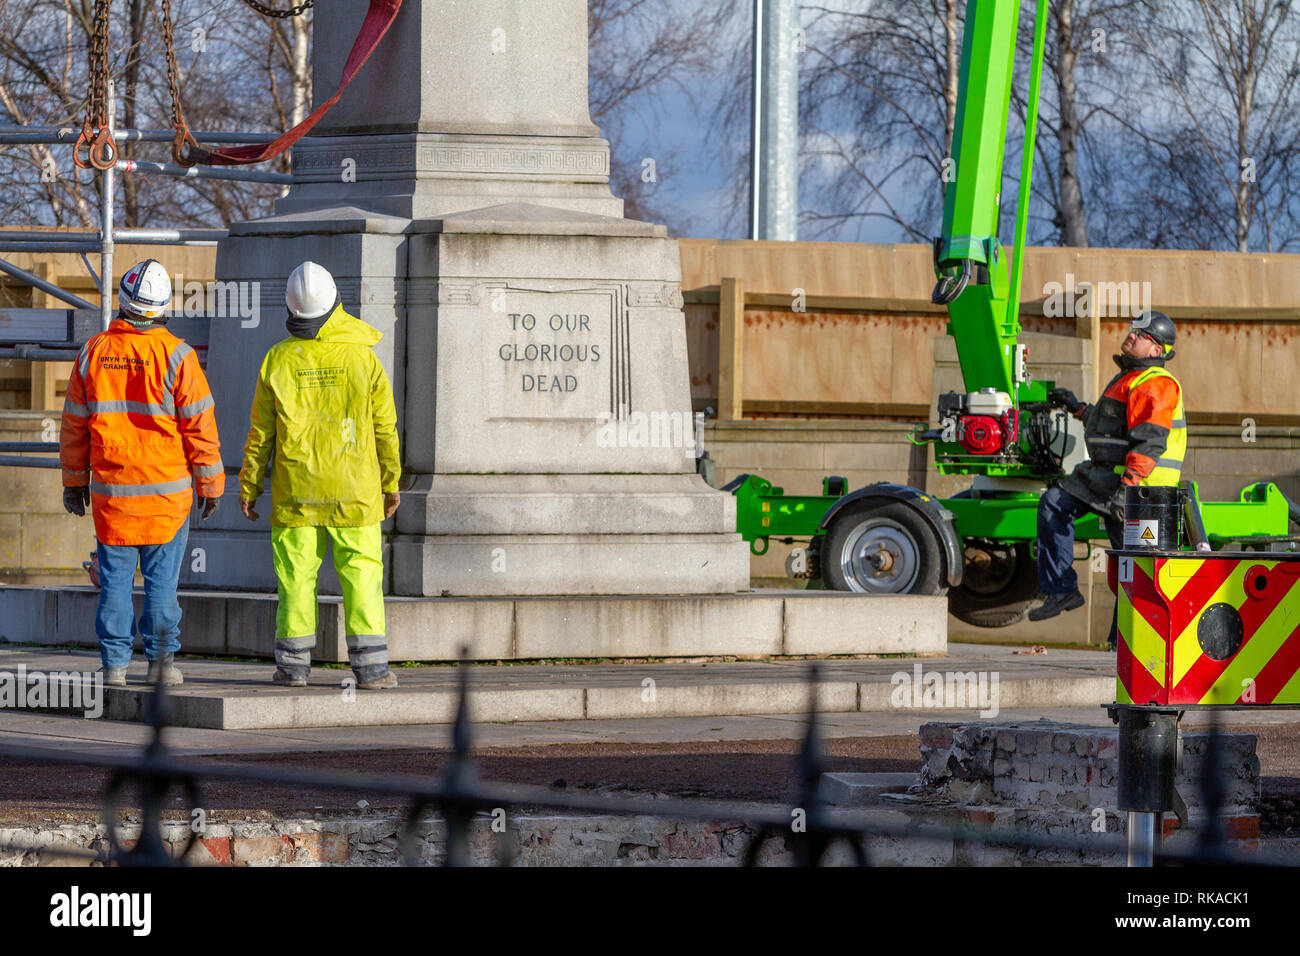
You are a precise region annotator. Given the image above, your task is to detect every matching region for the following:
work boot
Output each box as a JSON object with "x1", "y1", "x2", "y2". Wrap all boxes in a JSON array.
[
  {"x1": 99, "y1": 666, "x2": 126, "y2": 687},
  {"x1": 357, "y1": 670, "x2": 398, "y2": 690},
  {"x1": 145, "y1": 654, "x2": 183, "y2": 686},
  {"x1": 271, "y1": 668, "x2": 307, "y2": 688},
  {"x1": 1028, "y1": 589, "x2": 1086, "y2": 622}
]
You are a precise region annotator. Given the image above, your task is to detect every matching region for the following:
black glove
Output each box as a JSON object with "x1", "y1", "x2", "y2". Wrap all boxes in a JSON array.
[
  {"x1": 63, "y1": 486, "x2": 90, "y2": 517},
  {"x1": 200, "y1": 496, "x2": 220, "y2": 520},
  {"x1": 1048, "y1": 387, "x2": 1087, "y2": 415},
  {"x1": 1107, "y1": 485, "x2": 1128, "y2": 524}
]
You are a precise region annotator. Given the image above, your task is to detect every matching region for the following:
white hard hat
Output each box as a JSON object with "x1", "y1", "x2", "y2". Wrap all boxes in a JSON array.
[
  {"x1": 285, "y1": 261, "x2": 338, "y2": 320},
  {"x1": 117, "y1": 259, "x2": 172, "y2": 321}
]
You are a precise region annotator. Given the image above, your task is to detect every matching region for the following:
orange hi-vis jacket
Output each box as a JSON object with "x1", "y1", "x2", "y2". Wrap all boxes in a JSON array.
[{"x1": 60, "y1": 318, "x2": 224, "y2": 546}]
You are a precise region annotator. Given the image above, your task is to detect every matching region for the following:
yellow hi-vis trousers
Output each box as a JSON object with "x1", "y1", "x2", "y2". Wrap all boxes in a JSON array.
[{"x1": 271, "y1": 524, "x2": 388, "y2": 683}]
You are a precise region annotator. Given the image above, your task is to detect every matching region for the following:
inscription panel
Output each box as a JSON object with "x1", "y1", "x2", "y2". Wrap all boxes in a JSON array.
[{"x1": 485, "y1": 289, "x2": 627, "y2": 420}]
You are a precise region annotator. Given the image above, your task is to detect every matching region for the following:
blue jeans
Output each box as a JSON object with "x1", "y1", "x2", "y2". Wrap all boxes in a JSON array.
[
  {"x1": 96, "y1": 521, "x2": 190, "y2": 669},
  {"x1": 1037, "y1": 484, "x2": 1122, "y2": 645},
  {"x1": 1037, "y1": 485, "x2": 1091, "y2": 595}
]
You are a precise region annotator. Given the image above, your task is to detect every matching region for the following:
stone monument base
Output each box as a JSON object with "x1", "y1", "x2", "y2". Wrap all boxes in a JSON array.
[{"x1": 394, "y1": 474, "x2": 745, "y2": 595}]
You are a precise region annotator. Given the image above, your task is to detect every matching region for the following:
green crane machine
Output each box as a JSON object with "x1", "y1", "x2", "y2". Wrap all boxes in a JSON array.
[{"x1": 725, "y1": 0, "x2": 1296, "y2": 627}]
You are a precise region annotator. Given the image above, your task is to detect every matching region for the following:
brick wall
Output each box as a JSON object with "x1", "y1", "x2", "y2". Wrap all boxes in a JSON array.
[{"x1": 919, "y1": 720, "x2": 1260, "y2": 845}]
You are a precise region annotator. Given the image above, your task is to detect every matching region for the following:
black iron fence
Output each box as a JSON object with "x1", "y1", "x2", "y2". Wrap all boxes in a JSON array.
[{"x1": 0, "y1": 659, "x2": 1274, "y2": 867}]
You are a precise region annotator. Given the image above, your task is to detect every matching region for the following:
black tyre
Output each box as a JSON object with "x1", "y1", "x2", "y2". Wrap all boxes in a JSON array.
[
  {"x1": 822, "y1": 500, "x2": 946, "y2": 595},
  {"x1": 948, "y1": 539, "x2": 1039, "y2": 627}
]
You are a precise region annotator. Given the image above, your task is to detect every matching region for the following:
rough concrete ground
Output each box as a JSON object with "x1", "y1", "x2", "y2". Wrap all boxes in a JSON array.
[
  {"x1": 3, "y1": 705, "x2": 1300, "y2": 843},
  {"x1": 1, "y1": 641, "x2": 1298, "y2": 854}
]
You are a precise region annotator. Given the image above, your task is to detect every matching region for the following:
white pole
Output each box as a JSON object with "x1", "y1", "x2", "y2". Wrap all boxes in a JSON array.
[
  {"x1": 100, "y1": 80, "x2": 116, "y2": 332},
  {"x1": 750, "y1": 0, "x2": 800, "y2": 241},
  {"x1": 749, "y1": 0, "x2": 764, "y2": 240},
  {"x1": 1127, "y1": 811, "x2": 1158, "y2": 867}
]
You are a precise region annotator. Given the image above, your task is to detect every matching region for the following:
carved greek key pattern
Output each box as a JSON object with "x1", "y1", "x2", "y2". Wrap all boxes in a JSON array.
[
  {"x1": 291, "y1": 143, "x2": 610, "y2": 179},
  {"x1": 437, "y1": 280, "x2": 484, "y2": 306},
  {"x1": 419, "y1": 145, "x2": 609, "y2": 175},
  {"x1": 626, "y1": 282, "x2": 685, "y2": 310}
]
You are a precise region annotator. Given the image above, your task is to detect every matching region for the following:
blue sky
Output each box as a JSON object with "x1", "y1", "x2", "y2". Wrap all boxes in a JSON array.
[{"x1": 598, "y1": 0, "x2": 903, "y2": 243}]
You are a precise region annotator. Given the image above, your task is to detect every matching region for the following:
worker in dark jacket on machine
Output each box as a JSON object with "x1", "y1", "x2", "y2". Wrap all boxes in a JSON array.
[{"x1": 1029, "y1": 311, "x2": 1185, "y2": 641}]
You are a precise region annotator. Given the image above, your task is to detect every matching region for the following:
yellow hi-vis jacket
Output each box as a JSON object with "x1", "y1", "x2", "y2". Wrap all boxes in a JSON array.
[{"x1": 238, "y1": 305, "x2": 400, "y2": 527}]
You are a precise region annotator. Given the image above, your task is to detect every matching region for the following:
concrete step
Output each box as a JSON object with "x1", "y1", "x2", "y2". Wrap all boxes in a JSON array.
[
  {"x1": 0, "y1": 645, "x2": 1116, "y2": 731},
  {"x1": 0, "y1": 586, "x2": 947, "y2": 662},
  {"x1": 822, "y1": 772, "x2": 918, "y2": 806}
]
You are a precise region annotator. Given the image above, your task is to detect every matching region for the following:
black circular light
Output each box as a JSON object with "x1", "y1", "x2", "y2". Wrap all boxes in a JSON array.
[{"x1": 1197, "y1": 603, "x2": 1244, "y2": 661}]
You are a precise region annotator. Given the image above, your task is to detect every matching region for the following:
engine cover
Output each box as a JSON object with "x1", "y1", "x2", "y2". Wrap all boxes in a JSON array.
[{"x1": 958, "y1": 414, "x2": 1004, "y2": 454}]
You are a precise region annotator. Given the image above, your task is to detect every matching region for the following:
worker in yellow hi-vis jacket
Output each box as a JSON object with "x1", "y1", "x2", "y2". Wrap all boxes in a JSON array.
[{"x1": 238, "y1": 261, "x2": 401, "y2": 690}]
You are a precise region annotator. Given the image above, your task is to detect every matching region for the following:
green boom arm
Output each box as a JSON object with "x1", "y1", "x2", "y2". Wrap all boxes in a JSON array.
[{"x1": 929, "y1": 0, "x2": 1053, "y2": 480}]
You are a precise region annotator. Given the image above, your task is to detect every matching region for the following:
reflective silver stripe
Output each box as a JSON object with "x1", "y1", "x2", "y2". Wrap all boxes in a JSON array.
[
  {"x1": 90, "y1": 476, "x2": 192, "y2": 497},
  {"x1": 85, "y1": 400, "x2": 173, "y2": 416},
  {"x1": 1170, "y1": 418, "x2": 1186, "y2": 428},
  {"x1": 63, "y1": 401, "x2": 89, "y2": 418},
  {"x1": 163, "y1": 341, "x2": 193, "y2": 395},
  {"x1": 76, "y1": 344, "x2": 90, "y2": 379},
  {"x1": 276, "y1": 635, "x2": 316, "y2": 650},
  {"x1": 1155, "y1": 457, "x2": 1183, "y2": 470},
  {"x1": 193, "y1": 461, "x2": 224, "y2": 478},
  {"x1": 177, "y1": 395, "x2": 214, "y2": 418}
]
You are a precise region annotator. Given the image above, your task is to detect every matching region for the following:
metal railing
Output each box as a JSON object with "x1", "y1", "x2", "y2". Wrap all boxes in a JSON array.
[
  {"x1": 0, "y1": 658, "x2": 1272, "y2": 867},
  {"x1": 0, "y1": 441, "x2": 60, "y2": 469}
]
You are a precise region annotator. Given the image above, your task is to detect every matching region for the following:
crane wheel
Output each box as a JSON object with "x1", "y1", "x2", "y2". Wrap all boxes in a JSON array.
[
  {"x1": 821, "y1": 500, "x2": 946, "y2": 595},
  {"x1": 948, "y1": 539, "x2": 1039, "y2": 627}
]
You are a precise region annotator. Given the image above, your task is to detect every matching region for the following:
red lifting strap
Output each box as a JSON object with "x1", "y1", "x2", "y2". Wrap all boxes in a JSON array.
[{"x1": 202, "y1": 0, "x2": 402, "y2": 166}]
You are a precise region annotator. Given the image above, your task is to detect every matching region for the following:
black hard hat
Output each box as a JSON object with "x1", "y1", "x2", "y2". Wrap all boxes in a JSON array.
[{"x1": 1131, "y1": 310, "x2": 1176, "y2": 349}]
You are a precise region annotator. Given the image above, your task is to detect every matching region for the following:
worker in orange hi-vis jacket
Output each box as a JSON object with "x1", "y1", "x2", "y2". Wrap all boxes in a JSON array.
[{"x1": 59, "y1": 259, "x2": 224, "y2": 688}]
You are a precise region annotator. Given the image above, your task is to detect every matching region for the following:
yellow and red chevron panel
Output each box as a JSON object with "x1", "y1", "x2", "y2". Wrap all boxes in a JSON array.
[{"x1": 1114, "y1": 553, "x2": 1300, "y2": 705}]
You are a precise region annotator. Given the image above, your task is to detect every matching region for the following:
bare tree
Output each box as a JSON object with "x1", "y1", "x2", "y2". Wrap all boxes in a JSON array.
[
  {"x1": 795, "y1": 0, "x2": 964, "y2": 242},
  {"x1": 1116, "y1": 0, "x2": 1300, "y2": 252},
  {"x1": 0, "y1": 0, "x2": 311, "y2": 229},
  {"x1": 588, "y1": 0, "x2": 740, "y2": 232},
  {"x1": 1006, "y1": 0, "x2": 1161, "y2": 248}
]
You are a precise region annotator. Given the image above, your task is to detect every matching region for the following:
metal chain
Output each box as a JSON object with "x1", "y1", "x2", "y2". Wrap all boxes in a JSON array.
[
  {"x1": 239, "y1": 0, "x2": 313, "y2": 18},
  {"x1": 158, "y1": 0, "x2": 205, "y2": 166},
  {"x1": 75, "y1": 0, "x2": 116, "y2": 169},
  {"x1": 86, "y1": 0, "x2": 109, "y2": 124},
  {"x1": 73, "y1": 0, "x2": 310, "y2": 170}
]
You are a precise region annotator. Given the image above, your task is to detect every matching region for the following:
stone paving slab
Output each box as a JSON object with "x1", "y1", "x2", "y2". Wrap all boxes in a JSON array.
[
  {"x1": 0, "y1": 644, "x2": 1116, "y2": 730},
  {"x1": 0, "y1": 585, "x2": 948, "y2": 661}
]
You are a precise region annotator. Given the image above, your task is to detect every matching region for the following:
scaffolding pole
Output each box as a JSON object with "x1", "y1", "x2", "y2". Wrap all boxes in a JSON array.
[
  {"x1": 0, "y1": 242, "x2": 99, "y2": 254},
  {"x1": 116, "y1": 158, "x2": 292, "y2": 186},
  {"x1": 0, "y1": 116, "x2": 290, "y2": 314},
  {"x1": 0, "y1": 229, "x2": 226, "y2": 245},
  {"x1": 100, "y1": 81, "x2": 115, "y2": 332},
  {"x1": 0, "y1": 258, "x2": 96, "y2": 310},
  {"x1": 0, "y1": 126, "x2": 298, "y2": 146}
]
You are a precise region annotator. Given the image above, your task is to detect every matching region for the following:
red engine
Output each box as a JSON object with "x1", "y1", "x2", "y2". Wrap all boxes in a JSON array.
[{"x1": 957, "y1": 410, "x2": 1019, "y2": 455}]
